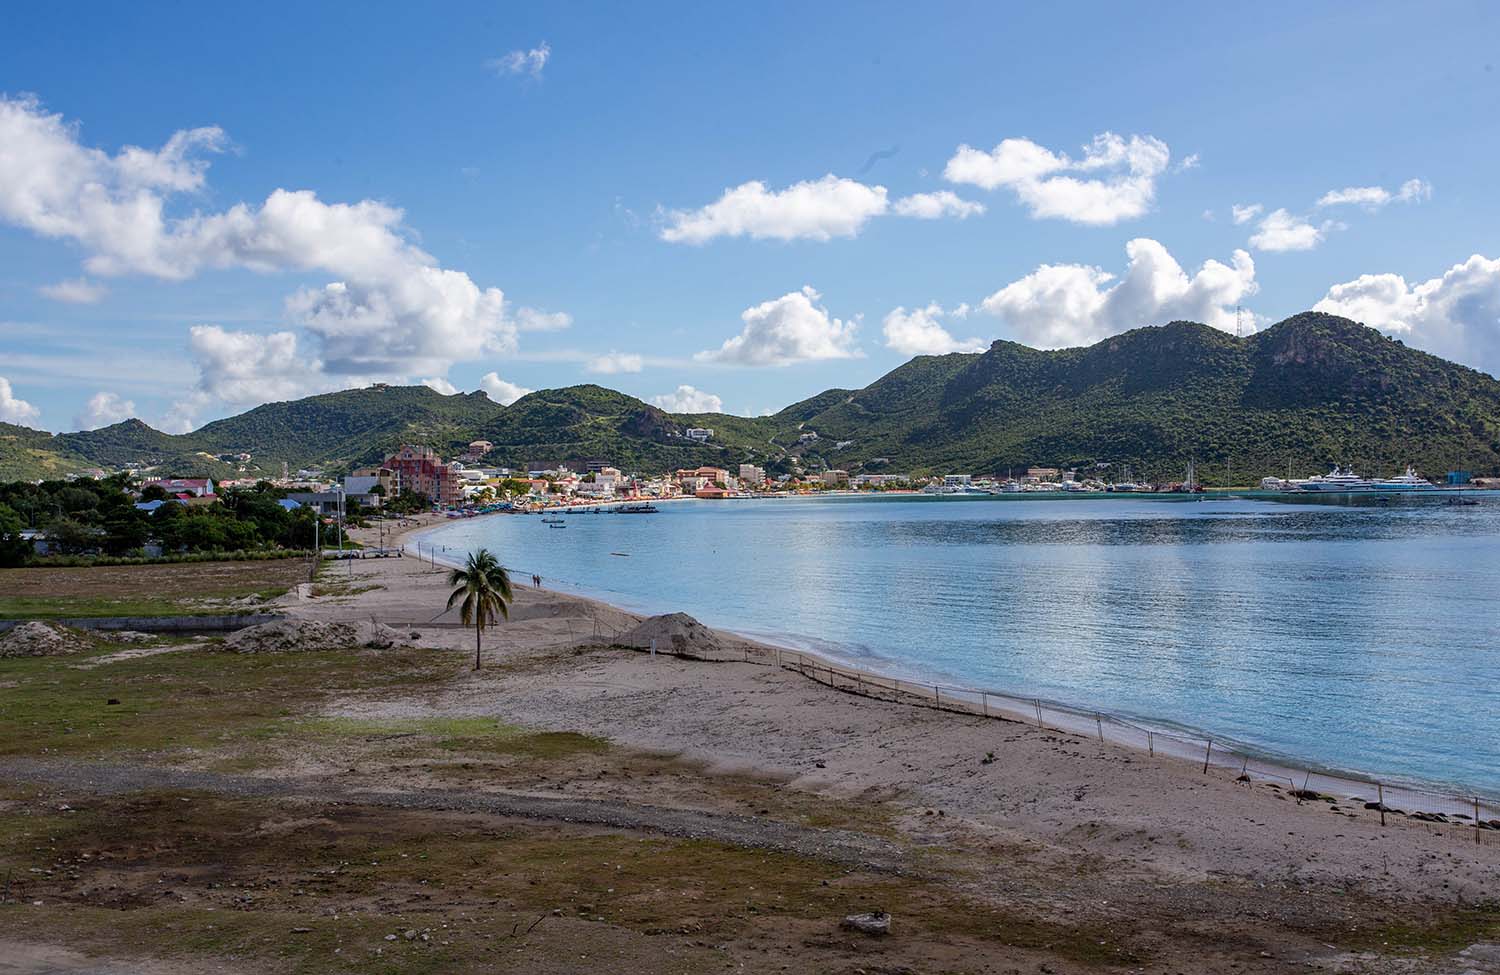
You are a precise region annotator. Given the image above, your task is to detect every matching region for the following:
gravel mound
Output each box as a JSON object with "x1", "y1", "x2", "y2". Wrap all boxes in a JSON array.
[
  {"x1": 617, "y1": 613, "x2": 724, "y2": 658},
  {"x1": 0, "y1": 621, "x2": 94, "y2": 658},
  {"x1": 224, "y1": 618, "x2": 414, "y2": 654}
]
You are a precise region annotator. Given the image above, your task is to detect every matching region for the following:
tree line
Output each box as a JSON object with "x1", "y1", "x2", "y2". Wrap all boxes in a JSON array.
[{"x1": 0, "y1": 476, "x2": 395, "y2": 567}]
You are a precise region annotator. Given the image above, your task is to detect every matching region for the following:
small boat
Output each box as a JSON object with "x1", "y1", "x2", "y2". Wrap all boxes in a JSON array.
[
  {"x1": 541, "y1": 516, "x2": 565, "y2": 524},
  {"x1": 609, "y1": 551, "x2": 630, "y2": 557}
]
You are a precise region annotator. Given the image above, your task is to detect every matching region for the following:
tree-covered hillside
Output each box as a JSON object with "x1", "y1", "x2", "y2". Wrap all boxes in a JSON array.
[
  {"x1": 2, "y1": 313, "x2": 1497, "y2": 484},
  {"x1": 772, "y1": 313, "x2": 1500, "y2": 482}
]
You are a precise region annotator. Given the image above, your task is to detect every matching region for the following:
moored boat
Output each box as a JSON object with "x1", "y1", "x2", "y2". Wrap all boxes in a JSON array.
[{"x1": 1371, "y1": 466, "x2": 1438, "y2": 492}]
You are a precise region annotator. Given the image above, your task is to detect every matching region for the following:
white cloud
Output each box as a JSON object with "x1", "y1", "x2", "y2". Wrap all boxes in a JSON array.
[
  {"x1": 697, "y1": 286, "x2": 860, "y2": 366},
  {"x1": 882, "y1": 303, "x2": 988, "y2": 356},
  {"x1": 186, "y1": 325, "x2": 334, "y2": 407},
  {"x1": 39, "y1": 277, "x2": 107, "y2": 303},
  {"x1": 480, "y1": 372, "x2": 532, "y2": 405},
  {"x1": 1314, "y1": 254, "x2": 1500, "y2": 376},
  {"x1": 1316, "y1": 186, "x2": 1388, "y2": 208},
  {"x1": 1231, "y1": 203, "x2": 1263, "y2": 225},
  {"x1": 515, "y1": 307, "x2": 572, "y2": 332},
  {"x1": 0, "y1": 95, "x2": 224, "y2": 280},
  {"x1": 943, "y1": 132, "x2": 1172, "y2": 225},
  {"x1": 1397, "y1": 178, "x2": 1434, "y2": 203},
  {"x1": 659, "y1": 175, "x2": 889, "y2": 243},
  {"x1": 0, "y1": 376, "x2": 40, "y2": 426},
  {"x1": 488, "y1": 42, "x2": 550, "y2": 79},
  {"x1": 650, "y1": 385, "x2": 724, "y2": 413},
  {"x1": 421, "y1": 377, "x2": 459, "y2": 395},
  {"x1": 73, "y1": 390, "x2": 135, "y2": 430},
  {"x1": 979, "y1": 238, "x2": 1257, "y2": 349},
  {"x1": 1317, "y1": 178, "x2": 1431, "y2": 209},
  {"x1": 0, "y1": 95, "x2": 525, "y2": 414},
  {"x1": 891, "y1": 190, "x2": 985, "y2": 220},
  {"x1": 586, "y1": 351, "x2": 644, "y2": 375},
  {"x1": 1175, "y1": 153, "x2": 1201, "y2": 172},
  {"x1": 1248, "y1": 208, "x2": 1331, "y2": 252}
]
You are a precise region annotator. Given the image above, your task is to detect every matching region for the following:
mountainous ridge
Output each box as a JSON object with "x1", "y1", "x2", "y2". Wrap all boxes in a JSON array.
[{"x1": 4, "y1": 313, "x2": 1498, "y2": 484}]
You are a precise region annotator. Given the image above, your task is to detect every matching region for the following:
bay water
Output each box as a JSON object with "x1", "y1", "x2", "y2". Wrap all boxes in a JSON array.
[{"x1": 421, "y1": 494, "x2": 1500, "y2": 795}]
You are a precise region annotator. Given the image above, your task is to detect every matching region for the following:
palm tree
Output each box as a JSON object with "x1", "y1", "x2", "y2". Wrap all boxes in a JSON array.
[{"x1": 446, "y1": 548, "x2": 513, "y2": 670}]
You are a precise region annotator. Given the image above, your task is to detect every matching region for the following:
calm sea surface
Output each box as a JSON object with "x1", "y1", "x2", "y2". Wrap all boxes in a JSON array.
[{"x1": 421, "y1": 494, "x2": 1500, "y2": 795}]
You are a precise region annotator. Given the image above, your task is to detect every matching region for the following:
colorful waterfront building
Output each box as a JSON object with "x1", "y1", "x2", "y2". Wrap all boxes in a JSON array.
[{"x1": 382, "y1": 445, "x2": 462, "y2": 504}]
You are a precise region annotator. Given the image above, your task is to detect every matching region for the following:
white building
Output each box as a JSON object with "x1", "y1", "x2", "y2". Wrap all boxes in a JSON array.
[
  {"x1": 685, "y1": 428, "x2": 713, "y2": 442},
  {"x1": 738, "y1": 463, "x2": 766, "y2": 487}
]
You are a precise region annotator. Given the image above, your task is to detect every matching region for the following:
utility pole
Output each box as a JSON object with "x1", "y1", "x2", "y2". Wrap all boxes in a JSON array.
[{"x1": 338, "y1": 485, "x2": 352, "y2": 579}]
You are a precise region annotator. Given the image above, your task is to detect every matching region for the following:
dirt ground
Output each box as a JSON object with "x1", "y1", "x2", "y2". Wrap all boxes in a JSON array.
[
  {"x1": 0, "y1": 558, "x2": 313, "y2": 618},
  {"x1": 0, "y1": 518, "x2": 1496, "y2": 974}
]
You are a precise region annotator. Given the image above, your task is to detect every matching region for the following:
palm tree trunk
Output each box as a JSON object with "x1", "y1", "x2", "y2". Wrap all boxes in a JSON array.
[{"x1": 474, "y1": 620, "x2": 482, "y2": 671}]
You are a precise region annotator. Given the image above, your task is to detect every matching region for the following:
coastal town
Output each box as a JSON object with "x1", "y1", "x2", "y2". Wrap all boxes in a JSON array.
[
  {"x1": 140, "y1": 441, "x2": 1500, "y2": 514},
  {"x1": 10, "y1": 438, "x2": 1499, "y2": 548}
]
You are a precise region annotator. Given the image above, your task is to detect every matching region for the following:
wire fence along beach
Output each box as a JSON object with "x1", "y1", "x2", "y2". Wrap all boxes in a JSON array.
[{"x1": 403, "y1": 538, "x2": 1500, "y2": 844}]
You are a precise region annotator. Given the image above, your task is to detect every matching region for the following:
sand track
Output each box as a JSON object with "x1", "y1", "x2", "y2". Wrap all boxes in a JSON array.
[{"x1": 0, "y1": 757, "x2": 908, "y2": 874}]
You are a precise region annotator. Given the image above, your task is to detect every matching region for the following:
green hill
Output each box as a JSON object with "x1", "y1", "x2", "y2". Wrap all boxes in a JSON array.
[
  {"x1": 0, "y1": 422, "x2": 93, "y2": 481},
  {"x1": 2, "y1": 313, "x2": 1497, "y2": 484},
  {"x1": 770, "y1": 313, "x2": 1500, "y2": 482},
  {"x1": 474, "y1": 385, "x2": 777, "y2": 472},
  {"x1": 183, "y1": 384, "x2": 504, "y2": 472}
]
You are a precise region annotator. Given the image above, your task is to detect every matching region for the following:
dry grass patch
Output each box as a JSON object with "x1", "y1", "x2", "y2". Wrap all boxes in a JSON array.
[{"x1": 0, "y1": 559, "x2": 313, "y2": 619}]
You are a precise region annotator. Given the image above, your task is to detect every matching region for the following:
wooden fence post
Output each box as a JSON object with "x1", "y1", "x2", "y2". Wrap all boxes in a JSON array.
[
  {"x1": 1202, "y1": 739, "x2": 1212, "y2": 774},
  {"x1": 1377, "y1": 782, "x2": 1385, "y2": 827}
]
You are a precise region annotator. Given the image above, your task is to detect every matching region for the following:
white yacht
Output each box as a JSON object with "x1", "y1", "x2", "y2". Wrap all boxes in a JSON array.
[
  {"x1": 1287, "y1": 466, "x2": 1378, "y2": 492},
  {"x1": 1372, "y1": 466, "x2": 1437, "y2": 492},
  {"x1": 921, "y1": 482, "x2": 993, "y2": 496}
]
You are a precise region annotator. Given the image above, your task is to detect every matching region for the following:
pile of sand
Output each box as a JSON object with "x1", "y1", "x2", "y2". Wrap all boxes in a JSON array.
[
  {"x1": 224, "y1": 618, "x2": 416, "y2": 654},
  {"x1": 617, "y1": 613, "x2": 724, "y2": 658},
  {"x1": 0, "y1": 621, "x2": 94, "y2": 658}
]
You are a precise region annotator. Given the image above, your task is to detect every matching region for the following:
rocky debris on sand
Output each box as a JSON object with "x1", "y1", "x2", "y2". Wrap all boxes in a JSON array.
[
  {"x1": 224, "y1": 619, "x2": 415, "y2": 654},
  {"x1": 840, "y1": 911, "x2": 891, "y2": 936},
  {"x1": 0, "y1": 621, "x2": 93, "y2": 658},
  {"x1": 617, "y1": 613, "x2": 723, "y2": 658},
  {"x1": 103, "y1": 630, "x2": 158, "y2": 644}
]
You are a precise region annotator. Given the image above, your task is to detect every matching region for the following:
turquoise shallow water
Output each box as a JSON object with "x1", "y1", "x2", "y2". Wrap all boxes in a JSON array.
[{"x1": 421, "y1": 494, "x2": 1500, "y2": 795}]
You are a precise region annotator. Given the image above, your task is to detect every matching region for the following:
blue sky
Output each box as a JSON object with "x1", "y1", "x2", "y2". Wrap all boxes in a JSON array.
[{"x1": 2, "y1": 2, "x2": 1498, "y2": 432}]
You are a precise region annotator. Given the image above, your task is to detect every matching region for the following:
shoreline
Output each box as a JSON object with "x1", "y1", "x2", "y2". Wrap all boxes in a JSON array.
[{"x1": 398, "y1": 511, "x2": 1497, "y2": 817}]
